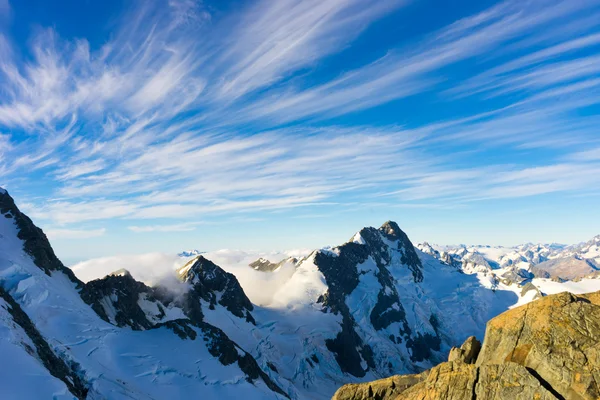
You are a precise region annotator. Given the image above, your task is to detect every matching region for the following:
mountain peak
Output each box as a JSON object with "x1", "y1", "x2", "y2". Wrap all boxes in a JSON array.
[
  {"x1": 178, "y1": 255, "x2": 255, "y2": 322},
  {"x1": 0, "y1": 187, "x2": 82, "y2": 287},
  {"x1": 379, "y1": 220, "x2": 402, "y2": 239}
]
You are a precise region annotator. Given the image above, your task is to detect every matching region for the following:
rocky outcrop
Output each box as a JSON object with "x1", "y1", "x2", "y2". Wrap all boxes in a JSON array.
[
  {"x1": 249, "y1": 257, "x2": 280, "y2": 272},
  {"x1": 332, "y1": 373, "x2": 426, "y2": 400},
  {"x1": 179, "y1": 256, "x2": 256, "y2": 323},
  {"x1": 80, "y1": 270, "x2": 175, "y2": 330},
  {"x1": 332, "y1": 290, "x2": 600, "y2": 400},
  {"x1": 476, "y1": 291, "x2": 600, "y2": 399},
  {"x1": 447, "y1": 336, "x2": 480, "y2": 364},
  {"x1": 519, "y1": 281, "x2": 542, "y2": 299}
]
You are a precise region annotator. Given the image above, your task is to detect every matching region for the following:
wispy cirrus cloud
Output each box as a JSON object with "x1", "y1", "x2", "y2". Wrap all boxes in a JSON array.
[
  {"x1": 128, "y1": 223, "x2": 199, "y2": 233},
  {"x1": 0, "y1": 0, "x2": 599, "y2": 243},
  {"x1": 45, "y1": 228, "x2": 106, "y2": 240}
]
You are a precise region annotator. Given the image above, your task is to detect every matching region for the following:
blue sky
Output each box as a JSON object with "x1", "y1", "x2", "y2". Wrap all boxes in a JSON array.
[{"x1": 0, "y1": 0, "x2": 599, "y2": 263}]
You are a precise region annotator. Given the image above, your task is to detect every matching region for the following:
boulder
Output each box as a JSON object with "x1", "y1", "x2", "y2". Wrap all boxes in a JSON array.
[{"x1": 447, "y1": 336, "x2": 481, "y2": 364}]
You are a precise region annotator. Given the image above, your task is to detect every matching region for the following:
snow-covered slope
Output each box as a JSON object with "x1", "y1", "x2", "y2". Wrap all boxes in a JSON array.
[
  {"x1": 420, "y1": 237, "x2": 600, "y2": 282},
  {"x1": 0, "y1": 189, "x2": 287, "y2": 399}
]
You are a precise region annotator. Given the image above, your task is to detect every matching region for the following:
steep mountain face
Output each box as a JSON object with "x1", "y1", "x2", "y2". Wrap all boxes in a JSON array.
[
  {"x1": 0, "y1": 286, "x2": 88, "y2": 399},
  {"x1": 333, "y1": 290, "x2": 600, "y2": 400},
  {"x1": 314, "y1": 222, "x2": 432, "y2": 378},
  {"x1": 0, "y1": 189, "x2": 287, "y2": 399},
  {"x1": 0, "y1": 190, "x2": 82, "y2": 286},
  {"x1": 178, "y1": 256, "x2": 256, "y2": 323}
]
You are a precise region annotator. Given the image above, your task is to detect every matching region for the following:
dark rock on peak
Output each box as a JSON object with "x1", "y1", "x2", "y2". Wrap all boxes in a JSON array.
[
  {"x1": 378, "y1": 221, "x2": 403, "y2": 240},
  {"x1": 314, "y1": 221, "x2": 436, "y2": 377},
  {"x1": 378, "y1": 221, "x2": 423, "y2": 282},
  {"x1": 80, "y1": 272, "x2": 172, "y2": 330},
  {"x1": 0, "y1": 189, "x2": 82, "y2": 287},
  {"x1": 519, "y1": 281, "x2": 542, "y2": 299},
  {"x1": 107, "y1": 268, "x2": 132, "y2": 278},
  {"x1": 179, "y1": 256, "x2": 255, "y2": 323}
]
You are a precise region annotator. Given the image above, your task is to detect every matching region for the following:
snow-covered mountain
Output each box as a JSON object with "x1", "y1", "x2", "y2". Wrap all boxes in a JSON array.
[
  {"x1": 178, "y1": 249, "x2": 204, "y2": 257},
  {"x1": 419, "y1": 236, "x2": 600, "y2": 282},
  {"x1": 0, "y1": 189, "x2": 285, "y2": 399},
  {"x1": 1, "y1": 187, "x2": 599, "y2": 399}
]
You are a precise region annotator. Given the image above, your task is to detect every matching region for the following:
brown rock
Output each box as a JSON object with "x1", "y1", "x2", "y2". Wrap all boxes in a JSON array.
[
  {"x1": 475, "y1": 363, "x2": 556, "y2": 400},
  {"x1": 397, "y1": 361, "x2": 477, "y2": 400},
  {"x1": 447, "y1": 336, "x2": 481, "y2": 364},
  {"x1": 331, "y1": 373, "x2": 427, "y2": 400},
  {"x1": 477, "y1": 291, "x2": 600, "y2": 399}
]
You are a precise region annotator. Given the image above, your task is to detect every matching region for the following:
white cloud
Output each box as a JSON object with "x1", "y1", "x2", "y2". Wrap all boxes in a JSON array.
[
  {"x1": 71, "y1": 252, "x2": 186, "y2": 284},
  {"x1": 128, "y1": 223, "x2": 198, "y2": 233},
  {"x1": 212, "y1": 0, "x2": 406, "y2": 101},
  {"x1": 70, "y1": 249, "x2": 311, "y2": 306}
]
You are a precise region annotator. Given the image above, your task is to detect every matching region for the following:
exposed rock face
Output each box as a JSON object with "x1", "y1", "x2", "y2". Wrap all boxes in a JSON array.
[
  {"x1": 179, "y1": 256, "x2": 256, "y2": 323},
  {"x1": 80, "y1": 270, "x2": 175, "y2": 330},
  {"x1": 333, "y1": 361, "x2": 555, "y2": 400},
  {"x1": 332, "y1": 291, "x2": 600, "y2": 400},
  {"x1": 315, "y1": 221, "x2": 438, "y2": 378},
  {"x1": 80, "y1": 262, "x2": 287, "y2": 397},
  {"x1": 332, "y1": 373, "x2": 426, "y2": 400},
  {"x1": 249, "y1": 257, "x2": 280, "y2": 272},
  {"x1": 477, "y1": 291, "x2": 600, "y2": 399},
  {"x1": 519, "y1": 281, "x2": 542, "y2": 299},
  {"x1": 447, "y1": 336, "x2": 481, "y2": 364}
]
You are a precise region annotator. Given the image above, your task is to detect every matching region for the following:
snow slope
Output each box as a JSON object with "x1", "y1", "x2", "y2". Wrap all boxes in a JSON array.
[
  {"x1": 0, "y1": 190, "x2": 286, "y2": 400},
  {"x1": 0, "y1": 297, "x2": 76, "y2": 400}
]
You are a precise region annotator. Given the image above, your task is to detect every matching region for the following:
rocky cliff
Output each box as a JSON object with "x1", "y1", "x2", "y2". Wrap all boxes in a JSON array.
[{"x1": 332, "y1": 290, "x2": 600, "y2": 400}]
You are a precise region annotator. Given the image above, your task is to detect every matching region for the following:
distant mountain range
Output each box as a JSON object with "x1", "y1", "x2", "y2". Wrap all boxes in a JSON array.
[
  {"x1": 1, "y1": 187, "x2": 599, "y2": 399},
  {"x1": 178, "y1": 249, "x2": 204, "y2": 257},
  {"x1": 417, "y1": 237, "x2": 600, "y2": 282}
]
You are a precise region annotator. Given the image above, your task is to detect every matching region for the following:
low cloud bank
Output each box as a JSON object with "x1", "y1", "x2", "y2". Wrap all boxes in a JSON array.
[{"x1": 70, "y1": 249, "x2": 312, "y2": 306}]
